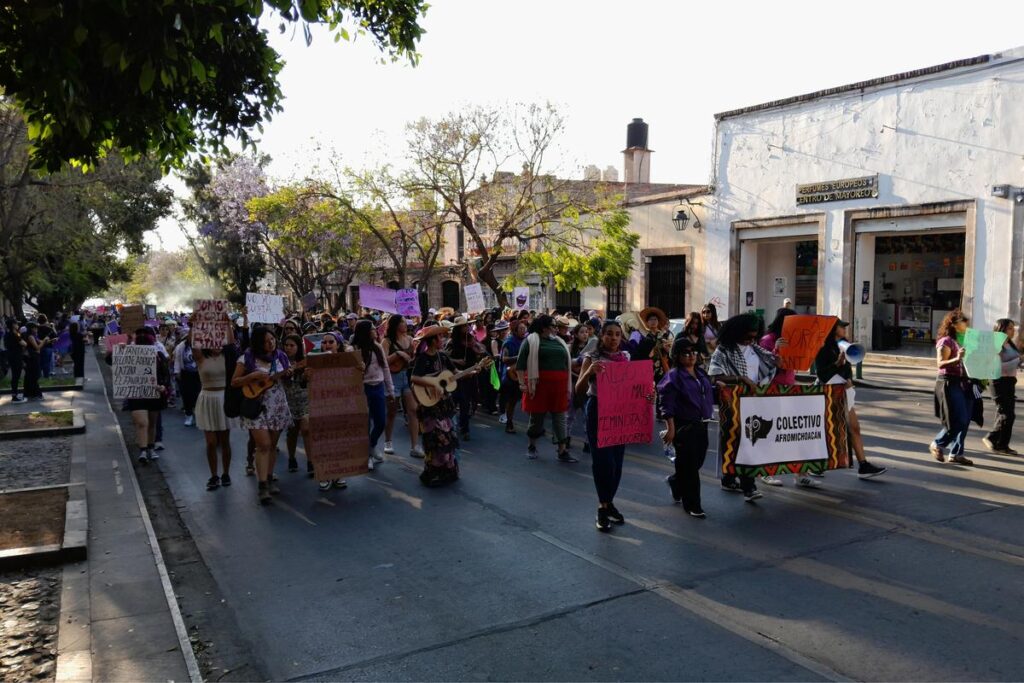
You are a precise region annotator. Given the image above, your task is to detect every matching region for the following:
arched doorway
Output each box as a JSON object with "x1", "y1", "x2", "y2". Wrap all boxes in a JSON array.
[
  {"x1": 441, "y1": 280, "x2": 461, "y2": 310},
  {"x1": 386, "y1": 281, "x2": 399, "y2": 290}
]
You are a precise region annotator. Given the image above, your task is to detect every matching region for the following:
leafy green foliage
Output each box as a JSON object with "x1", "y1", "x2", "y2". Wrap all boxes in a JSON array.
[{"x1": 0, "y1": 0, "x2": 427, "y2": 172}]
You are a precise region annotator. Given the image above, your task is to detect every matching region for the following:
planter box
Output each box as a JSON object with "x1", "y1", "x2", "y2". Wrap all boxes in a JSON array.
[{"x1": 0, "y1": 409, "x2": 85, "y2": 440}]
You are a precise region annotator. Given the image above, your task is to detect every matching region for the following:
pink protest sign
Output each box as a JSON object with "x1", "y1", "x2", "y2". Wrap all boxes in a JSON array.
[
  {"x1": 358, "y1": 284, "x2": 399, "y2": 314},
  {"x1": 595, "y1": 361, "x2": 654, "y2": 448},
  {"x1": 395, "y1": 288, "x2": 421, "y2": 317},
  {"x1": 191, "y1": 299, "x2": 231, "y2": 350},
  {"x1": 104, "y1": 334, "x2": 129, "y2": 352}
]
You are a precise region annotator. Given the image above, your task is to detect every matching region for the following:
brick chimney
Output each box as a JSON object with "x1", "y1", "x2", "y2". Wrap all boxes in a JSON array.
[{"x1": 622, "y1": 118, "x2": 652, "y2": 184}]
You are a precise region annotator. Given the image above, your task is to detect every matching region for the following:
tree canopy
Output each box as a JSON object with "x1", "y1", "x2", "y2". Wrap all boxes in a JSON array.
[{"x1": 0, "y1": 0, "x2": 427, "y2": 172}]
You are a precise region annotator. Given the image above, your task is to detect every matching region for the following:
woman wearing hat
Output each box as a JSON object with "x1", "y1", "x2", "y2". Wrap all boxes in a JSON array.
[
  {"x1": 411, "y1": 324, "x2": 463, "y2": 486},
  {"x1": 445, "y1": 316, "x2": 479, "y2": 441},
  {"x1": 515, "y1": 315, "x2": 576, "y2": 462}
]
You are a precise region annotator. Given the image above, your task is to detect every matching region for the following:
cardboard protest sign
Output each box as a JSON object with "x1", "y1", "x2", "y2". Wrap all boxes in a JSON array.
[
  {"x1": 104, "y1": 334, "x2": 129, "y2": 353},
  {"x1": 358, "y1": 284, "x2": 398, "y2": 314},
  {"x1": 301, "y1": 291, "x2": 318, "y2": 311},
  {"x1": 718, "y1": 383, "x2": 849, "y2": 478},
  {"x1": 191, "y1": 299, "x2": 232, "y2": 350},
  {"x1": 112, "y1": 344, "x2": 160, "y2": 399},
  {"x1": 396, "y1": 288, "x2": 421, "y2": 318},
  {"x1": 246, "y1": 292, "x2": 285, "y2": 324},
  {"x1": 119, "y1": 305, "x2": 145, "y2": 333},
  {"x1": 464, "y1": 283, "x2": 486, "y2": 313},
  {"x1": 595, "y1": 361, "x2": 654, "y2": 448},
  {"x1": 963, "y1": 328, "x2": 1007, "y2": 380},
  {"x1": 305, "y1": 352, "x2": 370, "y2": 481},
  {"x1": 778, "y1": 315, "x2": 839, "y2": 371},
  {"x1": 512, "y1": 287, "x2": 530, "y2": 311}
]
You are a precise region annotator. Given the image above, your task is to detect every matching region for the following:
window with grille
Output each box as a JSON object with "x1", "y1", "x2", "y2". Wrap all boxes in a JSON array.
[
  {"x1": 606, "y1": 280, "x2": 625, "y2": 319},
  {"x1": 554, "y1": 289, "x2": 581, "y2": 314}
]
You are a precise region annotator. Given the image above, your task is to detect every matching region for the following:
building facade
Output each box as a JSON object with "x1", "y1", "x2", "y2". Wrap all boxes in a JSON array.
[{"x1": 702, "y1": 47, "x2": 1024, "y2": 357}]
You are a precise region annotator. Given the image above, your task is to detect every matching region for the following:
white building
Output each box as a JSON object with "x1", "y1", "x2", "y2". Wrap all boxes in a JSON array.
[{"x1": 703, "y1": 47, "x2": 1024, "y2": 357}]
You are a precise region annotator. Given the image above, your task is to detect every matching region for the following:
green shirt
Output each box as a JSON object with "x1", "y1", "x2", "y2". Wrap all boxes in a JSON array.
[{"x1": 516, "y1": 336, "x2": 569, "y2": 372}]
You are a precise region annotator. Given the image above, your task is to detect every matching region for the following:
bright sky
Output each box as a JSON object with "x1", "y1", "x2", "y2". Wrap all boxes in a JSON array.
[{"x1": 149, "y1": 0, "x2": 1024, "y2": 250}]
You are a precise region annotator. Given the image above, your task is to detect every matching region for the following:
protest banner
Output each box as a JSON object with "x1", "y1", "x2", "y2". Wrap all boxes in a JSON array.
[
  {"x1": 595, "y1": 361, "x2": 654, "y2": 448},
  {"x1": 512, "y1": 286, "x2": 530, "y2": 311},
  {"x1": 144, "y1": 304, "x2": 157, "y2": 320},
  {"x1": 112, "y1": 344, "x2": 160, "y2": 399},
  {"x1": 246, "y1": 292, "x2": 285, "y2": 324},
  {"x1": 306, "y1": 352, "x2": 370, "y2": 480},
  {"x1": 396, "y1": 288, "x2": 421, "y2": 318},
  {"x1": 191, "y1": 299, "x2": 232, "y2": 350},
  {"x1": 119, "y1": 305, "x2": 145, "y2": 333},
  {"x1": 464, "y1": 283, "x2": 486, "y2": 313},
  {"x1": 778, "y1": 315, "x2": 838, "y2": 371},
  {"x1": 105, "y1": 320, "x2": 120, "y2": 335},
  {"x1": 104, "y1": 334, "x2": 129, "y2": 353},
  {"x1": 718, "y1": 383, "x2": 849, "y2": 478},
  {"x1": 963, "y1": 328, "x2": 1007, "y2": 380},
  {"x1": 301, "y1": 291, "x2": 318, "y2": 311},
  {"x1": 358, "y1": 284, "x2": 399, "y2": 314}
]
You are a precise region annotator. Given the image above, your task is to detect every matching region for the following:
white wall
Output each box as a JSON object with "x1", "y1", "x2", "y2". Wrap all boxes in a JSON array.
[{"x1": 704, "y1": 48, "x2": 1024, "y2": 330}]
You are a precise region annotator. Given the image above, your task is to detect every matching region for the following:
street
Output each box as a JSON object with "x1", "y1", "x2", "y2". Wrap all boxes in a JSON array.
[{"x1": 131, "y1": 379, "x2": 1024, "y2": 681}]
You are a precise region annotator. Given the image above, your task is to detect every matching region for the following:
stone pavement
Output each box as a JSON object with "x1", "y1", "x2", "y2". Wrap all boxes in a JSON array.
[{"x1": 0, "y1": 351, "x2": 197, "y2": 682}]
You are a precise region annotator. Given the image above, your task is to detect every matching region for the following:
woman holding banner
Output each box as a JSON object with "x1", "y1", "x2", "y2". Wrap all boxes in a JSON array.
[
  {"x1": 382, "y1": 315, "x2": 423, "y2": 459},
  {"x1": 983, "y1": 319, "x2": 1020, "y2": 455},
  {"x1": 930, "y1": 310, "x2": 975, "y2": 466},
  {"x1": 314, "y1": 331, "x2": 353, "y2": 491},
  {"x1": 110, "y1": 328, "x2": 172, "y2": 464},
  {"x1": 815, "y1": 321, "x2": 887, "y2": 479}
]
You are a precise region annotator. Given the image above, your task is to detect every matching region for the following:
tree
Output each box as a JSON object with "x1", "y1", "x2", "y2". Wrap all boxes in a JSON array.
[
  {"x1": 405, "y1": 103, "x2": 638, "y2": 307},
  {"x1": 247, "y1": 183, "x2": 381, "y2": 304},
  {"x1": 0, "y1": 0, "x2": 427, "y2": 172},
  {"x1": 0, "y1": 103, "x2": 172, "y2": 317},
  {"x1": 180, "y1": 155, "x2": 269, "y2": 306},
  {"x1": 106, "y1": 249, "x2": 222, "y2": 310}
]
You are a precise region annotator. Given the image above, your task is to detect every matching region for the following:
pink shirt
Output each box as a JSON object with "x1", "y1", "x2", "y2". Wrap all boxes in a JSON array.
[{"x1": 760, "y1": 332, "x2": 795, "y2": 385}]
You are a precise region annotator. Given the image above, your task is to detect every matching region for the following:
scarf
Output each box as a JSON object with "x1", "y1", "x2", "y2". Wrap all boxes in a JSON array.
[{"x1": 524, "y1": 332, "x2": 572, "y2": 399}]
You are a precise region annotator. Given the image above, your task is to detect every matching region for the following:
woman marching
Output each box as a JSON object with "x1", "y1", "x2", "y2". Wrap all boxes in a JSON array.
[
  {"x1": 281, "y1": 334, "x2": 314, "y2": 477},
  {"x1": 517, "y1": 314, "x2": 576, "y2": 463},
  {"x1": 111, "y1": 328, "x2": 172, "y2": 464},
  {"x1": 982, "y1": 319, "x2": 1021, "y2": 455},
  {"x1": 314, "y1": 331, "x2": 353, "y2": 491},
  {"x1": 352, "y1": 319, "x2": 395, "y2": 470},
  {"x1": 231, "y1": 327, "x2": 294, "y2": 505},
  {"x1": 382, "y1": 315, "x2": 424, "y2": 459},
  {"x1": 566, "y1": 322, "x2": 592, "y2": 452},
  {"x1": 194, "y1": 328, "x2": 238, "y2": 491},
  {"x1": 930, "y1": 310, "x2": 976, "y2": 466},
  {"x1": 410, "y1": 324, "x2": 464, "y2": 487},
  {"x1": 701, "y1": 303, "x2": 721, "y2": 353}
]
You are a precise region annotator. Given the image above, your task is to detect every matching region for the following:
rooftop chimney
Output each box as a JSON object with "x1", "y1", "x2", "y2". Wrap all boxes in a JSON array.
[{"x1": 622, "y1": 118, "x2": 652, "y2": 184}]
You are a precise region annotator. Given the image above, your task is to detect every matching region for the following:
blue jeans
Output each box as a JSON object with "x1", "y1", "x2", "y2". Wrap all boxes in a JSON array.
[
  {"x1": 40, "y1": 346, "x2": 54, "y2": 378},
  {"x1": 365, "y1": 383, "x2": 387, "y2": 449},
  {"x1": 935, "y1": 380, "x2": 972, "y2": 456},
  {"x1": 585, "y1": 395, "x2": 626, "y2": 504}
]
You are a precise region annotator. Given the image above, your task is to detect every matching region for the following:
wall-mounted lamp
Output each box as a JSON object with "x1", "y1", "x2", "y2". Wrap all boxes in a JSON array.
[
  {"x1": 671, "y1": 199, "x2": 703, "y2": 232},
  {"x1": 991, "y1": 184, "x2": 1024, "y2": 204}
]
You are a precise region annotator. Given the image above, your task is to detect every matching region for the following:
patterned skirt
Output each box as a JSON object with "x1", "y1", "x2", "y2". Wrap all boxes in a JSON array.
[{"x1": 417, "y1": 394, "x2": 460, "y2": 486}]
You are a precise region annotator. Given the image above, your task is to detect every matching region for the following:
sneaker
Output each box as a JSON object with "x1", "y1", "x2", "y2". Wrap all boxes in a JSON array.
[
  {"x1": 527, "y1": 445, "x2": 538, "y2": 460},
  {"x1": 557, "y1": 452, "x2": 579, "y2": 464},
  {"x1": 596, "y1": 507, "x2": 611, "y2": 532},
  {"x1": 288, "y1": 457, "x2": 299, "y2": 472},
  {"x1": 371, "y1": 449, "x2": 384, "y2": 463},
  {"x1": 929, "y1": 442, "x2": 946, "y2": 462},
  {"x1": 138, "y1": 450, "x2": 150, "y2": 464},
  {"x1": 153, "y1": 441, "x2": 165, "y2": 452},
  {"x1": 184, "y1": 415, "x2": 194, "y2": 426},
  {"x1": 744, "y1": 490, "x2": 763, "y2": 503},
  {"x1": 206, "y1": 476, "x2": 220, "y2": 491},
  {"x1": 982, "y1": 437, "x2": 996, "y2": 452},
  {"x1": 857, "y1": 461, "x2": 886, "y2": 478},
  {"x1": 948, "y1": 454, "x2": 974, "y2": 466},
  {"x1": 666, "y1": 475, "x2": 682, "y2": 504},
  {"x1": 220, "y1": 473, "x2": 232, "y2": 487},
  {"x1": 1001, "y1": 447, "x2": 1020, "y2": 456},
  {"x1": 11, "y1": 396, "x2": 27, "y2": 404},
  {"x1": 270, "y1": 473, "x2": 278, "y2": 482},
  {"x1": 258, "y1": 482, "x2": 271, "y2": 505},
  {"x1": 318, "y1": 480, "x2": 331, "y2": 491},
  {"x1": 795, "y1": 476, "x2": 821, "y2": 489},
  {"x1": 499, "y1": 414, "x2": 508, "y2": 424},
  {"x1": 245, "y1": 463, "x2": 256, "y2": 476},
  {"x1": 410, "y1": 447, "x2": 425, "y2": 459},
  {"x1": 383, "y1": 441, "x2": 395, "y2": 455},
  {"x1": 367, "y1": 457, "x2": 375, "y2": 472},
  {"x1": 148, "y1": 448, "x2": 160, "y2": 461},
  {"x1": 721, "y1": 480, "x2": 743, "y2": 493},
  {"x1": 331, "y1": 479, "x2": 348, "y2": 489},
  {"x1": 688, "y1": 508, "x2": 707, "y2": 519},
  {"x1": 268, "y1": 479, "x2": 281, "y2": 495},
  {"x1": 808, "y1": 471, "x2": 825, "y2": 478},
  {"x1": 759, "y1": 475, "x2": 784, "y2": 487},
  {"x1": 605, "y1": 504, "x2": 625, "y2": 525}
]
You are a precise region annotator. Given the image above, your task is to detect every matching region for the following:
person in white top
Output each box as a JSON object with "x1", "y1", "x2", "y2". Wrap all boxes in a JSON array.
[{"x1": 351, "y1": 320, "x2": 395, "y2": 471}]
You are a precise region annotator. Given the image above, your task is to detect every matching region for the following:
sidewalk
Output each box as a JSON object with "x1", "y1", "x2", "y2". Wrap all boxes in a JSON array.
[{"x1": 0, "y1": 352, "x2": 197, "y2": 682}]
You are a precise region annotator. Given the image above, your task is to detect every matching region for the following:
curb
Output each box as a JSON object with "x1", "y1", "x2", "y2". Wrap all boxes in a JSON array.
[{"x1": 0, "y1": 410, "x2": 86, "y2": 440}]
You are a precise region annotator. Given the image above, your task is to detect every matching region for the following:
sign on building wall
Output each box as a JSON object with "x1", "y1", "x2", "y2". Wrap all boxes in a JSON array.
[{"x1": 796, "y1": 175, "x2": 878, "y2": 205}]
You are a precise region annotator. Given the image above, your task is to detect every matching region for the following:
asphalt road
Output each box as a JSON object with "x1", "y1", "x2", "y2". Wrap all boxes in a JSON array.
[{"x1": 148, "y1": 386, "x2": 1024, "y2": 681}]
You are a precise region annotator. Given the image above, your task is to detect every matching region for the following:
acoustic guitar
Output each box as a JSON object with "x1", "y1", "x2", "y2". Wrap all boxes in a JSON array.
[
  {"x1": 413, "y1": 358, "x2": 493, "y2": 407},
  {"x1": 241, "y1": 360, "x2": 306, "y2": 399}
]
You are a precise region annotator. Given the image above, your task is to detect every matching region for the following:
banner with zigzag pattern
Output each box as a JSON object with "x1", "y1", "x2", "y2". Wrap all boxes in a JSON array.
[{"x1": 719, "y1": 384, "x2": 849, "y2": 477}]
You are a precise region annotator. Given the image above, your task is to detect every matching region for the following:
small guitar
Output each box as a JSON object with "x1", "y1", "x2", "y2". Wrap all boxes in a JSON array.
[
  {"x1": 413, "y1": 358, "x2": 493, "y2": 407},
  {"x1": 241, "y1": 360, "x2": 306, "y2": 399}
]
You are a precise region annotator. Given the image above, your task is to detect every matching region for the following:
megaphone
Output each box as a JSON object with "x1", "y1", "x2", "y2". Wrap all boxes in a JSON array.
[{"x1": 838, "y1": 340, "x2": 865, "y2": 364}]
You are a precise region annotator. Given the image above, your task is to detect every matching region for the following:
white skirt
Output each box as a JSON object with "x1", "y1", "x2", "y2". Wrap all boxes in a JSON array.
[{"x1": 195, "y1": 389, "x2": 236, "y2": 432}]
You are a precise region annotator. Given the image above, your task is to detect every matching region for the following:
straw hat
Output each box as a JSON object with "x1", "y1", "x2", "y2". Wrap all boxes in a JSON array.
[
  {"x1": 493, "y1": 320, "x2": 510, "y2": 332},
  {"x1": 639, "y1": 306, "x2": 669, "y2": 331},
  {"x1": 413, "y1": 324, "x2": 448, "y2": 342},
  {"x1": 450, "y1": 315, "x2": 470, "y2": 328}
]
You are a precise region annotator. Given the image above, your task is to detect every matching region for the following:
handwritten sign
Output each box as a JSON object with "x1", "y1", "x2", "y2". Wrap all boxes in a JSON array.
[
  {"x1": 104, "y1": 334, "x2": 129, "y2": 353},
  {"x1": 246, "y1": 292, "x2": 285, "y2": 324},
  {"x1": 306, "y1": 352, "x2": 369, "y2": 481},
  {"x1": 513, "y1": 286, "x2": 530, "y2": 311},
  {"x1": 595, "y1": 361, "x2": 653, "y2": 448},
  {"x1": 963, "y1": 328, "x2": 1007, "y2": 380},
  {"x1": 145, "y1": 304, "x2": 157, "y2": 320},
  {"x1": 465, "y1": 283, "x2": 486, "y2": 313},
  {"x1": 119, "y1": 305, "x2": 145, "y2": 334},
  {"x1": 105, "y1": 320, "x2": 120, "y2": 335},
  {"x1": 396, "y1": 288, "x2": 421, "y2": 318},
  {"x1": 191, "y1": 299, "x2": 231, "y2": 350},
  {"x1": 358, "y1": 284, "x2": 398, "y2": 314},
  {"x1": 112, "y1": 344, "x2": 160, "y2": 399},
  {"x1": 778, "y1": 315, "x2": 838, "y2": 372}
]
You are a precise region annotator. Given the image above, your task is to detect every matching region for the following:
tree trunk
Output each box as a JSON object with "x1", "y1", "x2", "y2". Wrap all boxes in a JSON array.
[{"x1": 478, "y1": 265, "x2": 508, "y2": 308}]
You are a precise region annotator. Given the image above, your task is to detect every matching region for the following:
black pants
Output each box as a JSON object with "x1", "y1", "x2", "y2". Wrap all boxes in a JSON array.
[
  {"x1": 669, "y1": 421, "x2": 709, "y2": 512},
  {"x1": 719, "y1": 427, "x2": 755, "y2": 495},
  {"x1": 72, "y1": 350, "x2": 85, "y2": 378},
  {"x1": 23, "y1": 356, "x2": 41, "y2": 398},
  {"x1": 8, "y1": 361, "x2": 23, "y2": 397},
  {"x1": 986, "y1": 377, "x2": 1017, "y2": 450},
  {"x1": 179, "y1": 370, "x2": 201, "y2": 416},
  {"x1": 479, "y1": 372, "x2": 498, "y2": 413},
  {"x1": 454, "y1": 386, "x2": 473, "y2": 436}
]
